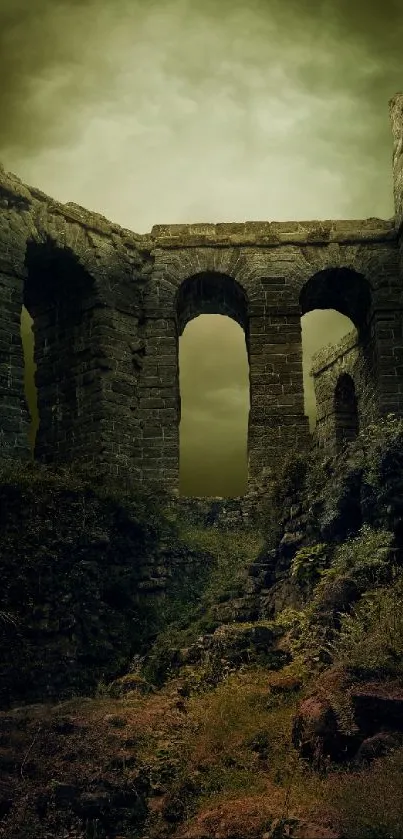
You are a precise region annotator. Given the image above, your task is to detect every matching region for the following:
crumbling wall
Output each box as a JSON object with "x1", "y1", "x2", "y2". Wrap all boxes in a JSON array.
[
  {"x1": 311, "y1": 329, "x2": 377, "y2": 453},
  {"x1": 0, "y1": 164, "x2": 152, "y2": 481},
  {"x1": 390, "y1": 93, "x2": 403, "y2": 233}
]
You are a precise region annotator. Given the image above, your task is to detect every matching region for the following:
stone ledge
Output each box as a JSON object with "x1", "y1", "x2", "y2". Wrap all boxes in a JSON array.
[
  {"x1": 150, "y1": 218, "x2": 396, "y2": 249},
  {"x1": 0, "y1": 163, "x2": 149, "y2": 250},
  {"x1": 311, "y1": 328, "x2": 359, "y2": 376},
  {"x1": 0, "y1": 165, "x2": 397, "y2": 253}
]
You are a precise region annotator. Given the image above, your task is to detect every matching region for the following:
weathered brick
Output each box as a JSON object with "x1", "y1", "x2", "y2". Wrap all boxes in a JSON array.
[{"x1": 0, "y1": 99, "x2": 402, "y2": 489}]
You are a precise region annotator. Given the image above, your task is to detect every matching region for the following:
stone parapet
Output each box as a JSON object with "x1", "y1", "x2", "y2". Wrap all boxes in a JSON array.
[
  {"x1": 149, "y1": 219, "x2": 395, "y2": 249},
  {"x1": 311, "y1": 329, "x2": 359, "y2": 377},
  {"x1": 0, "y1": 164, "x2": 396, "y2": 252}
]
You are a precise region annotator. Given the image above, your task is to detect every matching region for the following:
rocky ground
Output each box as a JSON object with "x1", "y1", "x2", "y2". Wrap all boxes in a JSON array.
[{"x1": 1, "y1": 415, "x2": 403, "y2": 838}]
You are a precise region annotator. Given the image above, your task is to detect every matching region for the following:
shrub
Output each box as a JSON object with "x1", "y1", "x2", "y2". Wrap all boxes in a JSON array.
[
  {"x1": 290, "y1": 543, "x2": 329, "y2": 588},
  {"x1": 186, "y1": 670, "x2": 299, "y2": 774},
  {"x1": 177, "y1": 526, "x2": 264, "y2": 606},
  {"x1": 326, "y1": 525, "x2": 396, "y2": 591},
  {"x1": 327, "y1": 745, "x2": 403, "y2": 838},
  {"x1": 327, "y1": 574, "x2": 403, "y2": 679},
  {"x1": 271, "y1": 453, "x2": 308, "y2": 507}
]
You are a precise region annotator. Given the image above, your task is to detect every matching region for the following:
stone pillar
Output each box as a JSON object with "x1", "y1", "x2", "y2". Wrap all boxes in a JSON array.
[
  {"x1": 23, "y1": 244, "x2": 108, "y2": 473},
  {"x1": 387, "y1": 94, "x2": 403, "y2": 419},
  {"x1": 247, "y1": 308, "x2": 310, "y2": 485},
  {"x1": 0, "y1": 166, "x2": 34, "y2": 463},
  {"x1": 87, "y1": 307, "x2": 144, "y2": 483},
  {"x1": 31, "y1": 301, "x2": 114, "y2": 472},
  {"x1": 0, "y1": 269, "x2": 31, "y2": 461},
  {"x1": 390, "y1": 93, "x2": 403, "y2": 232},
  {"x1": 136, "y1": 317, "x2": 180, "y2": 494},
  {"x1": 371, "y1": 305, "x2": 403, "y2": 417}
]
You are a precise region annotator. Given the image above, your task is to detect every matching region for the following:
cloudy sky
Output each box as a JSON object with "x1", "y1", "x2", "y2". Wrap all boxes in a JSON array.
[{"x1": 1, "y1": 0, "x2": 401, "y2": 495}]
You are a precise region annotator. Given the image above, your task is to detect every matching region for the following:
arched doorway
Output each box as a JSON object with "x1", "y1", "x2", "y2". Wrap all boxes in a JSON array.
[
  {"x1": 176, "y1": 271, "x2": 250, "y2": 497},
  {"x1": 24, "y1": 238, "x2": 97, "y2": 463},
  {"x1": 334, "y1": 373, "x2": 359, "y2": 448},
  {"x1": 178, "y1": 314, "x2": 249, "y2": 496},
  {"x1": 299, "y1": 267, "x2": 372, "y2": 444},
  {"x1": 301, "y1": 309, "x2": 356, "y2": 431}
]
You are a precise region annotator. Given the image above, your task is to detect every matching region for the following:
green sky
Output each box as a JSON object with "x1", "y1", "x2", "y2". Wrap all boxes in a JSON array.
[{"x1": 1, "y1": 0, "x2": 402, "y2": 495}]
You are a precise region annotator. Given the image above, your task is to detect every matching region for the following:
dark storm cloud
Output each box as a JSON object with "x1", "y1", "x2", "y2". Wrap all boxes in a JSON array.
[
  {"x1": 0, "y1": 0, "x2": 115, "y2": 155},
  {"x1": 1, "y1": 0, "x2": 402, "y2": 158}
]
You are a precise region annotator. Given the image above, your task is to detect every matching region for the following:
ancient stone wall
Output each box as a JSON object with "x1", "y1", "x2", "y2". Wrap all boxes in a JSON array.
[
  {"x1": 141, "y1": 229, "x2": 399, "y2": 491},
  {"x1": 0, "y1": 95, "x2": 403, "y2": 494},
  {"x1": 0, "y1": 166, "x2": 150, "y2": 480},
  {"x1": 390, "y1": 93, "x2": 403, "y2": 233},
  {"x1": 311, "y1": 329, "x2": 377, "y2": 453},
  {"x1": 388, "y1": 93, "x2": 403, "y2": 426}
]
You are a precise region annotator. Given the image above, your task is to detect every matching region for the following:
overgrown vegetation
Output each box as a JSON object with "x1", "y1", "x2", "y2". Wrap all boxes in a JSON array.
[
  {"x1": 2, "y1": 416, "x2": 403, "y2": 837},
  {"x1": 177, "y1": 526, "x2": 264, "y2": 607},
  {"x1": 274, "y1": 525, "x2": 403, "y2": 678},
  {"x1": 329, "y1": 575, "x2": 403, "y2": 679},
  {"x1": 0, "y1": 454, "x2": 176, "y2": 539},
  {"x1": 291, "y1": 543, "x2": 329, "y2": 588},
  {"x1": 140, "y1": 526, "x2": 265, "y2": 686}
]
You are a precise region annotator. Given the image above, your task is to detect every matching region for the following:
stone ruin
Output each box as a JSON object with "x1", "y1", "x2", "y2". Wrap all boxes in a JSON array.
[{"x1": 0, "y1": 94, "x2": 403, "y2": 497}]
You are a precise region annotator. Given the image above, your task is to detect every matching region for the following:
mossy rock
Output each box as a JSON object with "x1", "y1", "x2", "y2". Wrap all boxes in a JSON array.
[{"x1": 106, "y1": 673, "x2": 156, "y2": 697}]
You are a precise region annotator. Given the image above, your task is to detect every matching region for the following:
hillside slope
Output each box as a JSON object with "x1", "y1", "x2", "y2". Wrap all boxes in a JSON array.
[{"x1": 1, "y1": 416, "x2": 403, "y2": 838}]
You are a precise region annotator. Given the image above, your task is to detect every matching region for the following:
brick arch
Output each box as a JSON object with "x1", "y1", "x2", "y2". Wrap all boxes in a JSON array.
[
  {"x1": 311, "y1": 327, "x2": 377, "y2": 454},
  {"x1": 299, "y1": 266, "x2": 375, "y2": 453},
  {"x1": 3, "y1": 119, "x2": 403, "y2": 492},
  {"x1": 299, "y1": 267, "x2": 372, "y2": 332},
  {"x1": 148, "y1": 247, "x2": 261, "y2": 321},
  {"x1": 175, "y1": 271, "x2": 250, "y2": 494},
  {"x1": 141, "y1": 268, "x2": 252, "y2": 495},
  {"x1": 24, "y1": 236, "x2": 96, "y2": 309},
  {"x1": 23, "y1": 236, "x2": 103, "y2": 466},
  {"x1": 175, "y1": 271, "x2": 249, "y2": 335},
  {"x1": 29, "y1": 212, "x2": 101, "y2": 280},
  {"x1": 334, "y1": 372, "x2": 359, "y2": 448}
]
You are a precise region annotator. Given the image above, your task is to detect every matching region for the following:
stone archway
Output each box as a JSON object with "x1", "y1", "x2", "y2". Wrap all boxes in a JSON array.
[
  {"x1": 334, "y1": 373, "x2": 359, "y2": 448},
  {"x1": 178, "y1": 314, "x2": 249, "y2": 496},
  {"x1": 301, "y1": 309, "x2": 355, "y2": 431},
  {"x1": 299, "y1": 266, "x2": 372, "y2": 332},
  {"x1": 300, "y1": 267, "x2": 373, "y2": 452},
  {"x1": 175, "y1": 271, "x2": 249, "y2": 335},
  {"x1": 175, "y1": 271, "x2": 250, "y2": 496},
  {"x1": 24, "y1": 238, "x2": 98, "y2": 464}
]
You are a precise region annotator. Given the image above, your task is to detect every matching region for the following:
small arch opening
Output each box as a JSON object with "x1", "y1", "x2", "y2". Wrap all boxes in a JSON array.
[
  {"x1": 176, "y1": 270, "x2": 248, "y2": 334},
  {"x1": 334, "y1": 373, "x2": 359, "y2": 448},
  {"x1": 301, "y1": 309, "x2": 356, "y2": 431}
]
